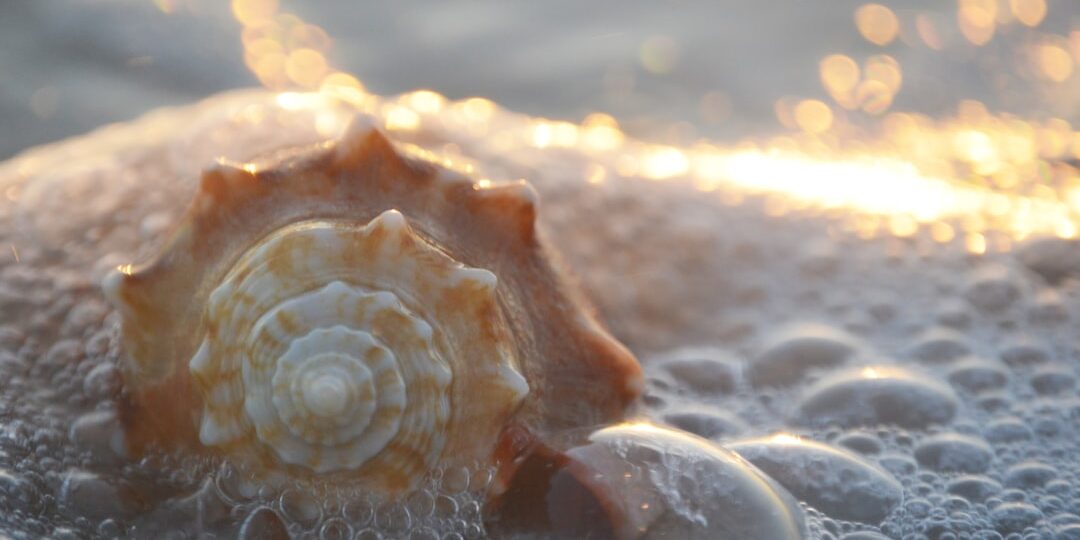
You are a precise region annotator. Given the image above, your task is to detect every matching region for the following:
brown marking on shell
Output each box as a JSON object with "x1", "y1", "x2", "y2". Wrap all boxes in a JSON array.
[
  {"x1": 105, "y1": 118, "x2": 642, "y2": 496},
  {"x1": 468, "y1": 181, "x2": 539, "y2": 245}
]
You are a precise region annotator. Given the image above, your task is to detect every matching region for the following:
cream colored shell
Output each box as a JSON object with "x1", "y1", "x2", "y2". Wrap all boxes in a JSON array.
[
  {"x1": 106, "y1": 209, "x2": 530, "y2": 490},
  {"x1": 185, "y1": 209, "x2": 529, "y2": 482},
  {"x1": 103, "y1": 121, "x2": 643, "y2": 498}
]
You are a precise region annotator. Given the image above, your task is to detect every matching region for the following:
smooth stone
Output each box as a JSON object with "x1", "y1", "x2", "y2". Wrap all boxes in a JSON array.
[
  {"x1": 238, "y1": 506, "x2": 290, "y2": 540},
  {"x1": 947, "y1": 475, "x2": 1002, "y2": 503},
  {"x1": 749, "y1": 323, "x2": 861, "y2": 387},
  {"x1": 660, "y1": 404, "x2": 747, "y2": 440},
  {"x1": 908, "y1": 328, "x2": 972, "y2": 364},
  {"x1": 793, "y1": 366, "x2": 958, "y2": 429},
  {"x1": 727, "y1": 434, "x2": 902, "y2": 524},
  {"x1": 990, "y1": 502, "x2": 1043, "y2": 532},
  {"x1": 964, "y1": 265, "x2": 1023, "y2": 312},
  {"x1": 654, "y1": 347, "x2": 739, "y2": 394},
  {"x1": 1003, "y1": 462, "x2": 1057, "y2": 489},
  {"x1": 914, "y1": 433, "x2": 994, "y2": 473},
  {"x1": 946, "y1": 358, "x2": 1009, "y2": 393}
]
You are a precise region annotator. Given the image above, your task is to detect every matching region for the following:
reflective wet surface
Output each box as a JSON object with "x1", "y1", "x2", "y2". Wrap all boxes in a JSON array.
[
  {"x1": 1, "y1": 1, "x2": 1079, "y2": 538},
  {"x1": 0, "y1": 87, "x2": 1077, "y2": 538}
]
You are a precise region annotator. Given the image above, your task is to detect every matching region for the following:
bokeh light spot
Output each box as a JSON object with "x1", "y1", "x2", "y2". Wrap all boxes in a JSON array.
[
  {"x1": 795, "y1": 100, "x2": 834, "y2": 134},
  {"x1": 855, "y1": 4, "x2": 900, "y2": 47},
  {"x1": 1009, "y1": 0, "x2": 1047, "y2": 27},
  {"x1": 232, "y1": 0, "x2": 278, "y2": 26},
  {"x1": 958, "y1": 0, "x2": 997, "y2": 46},
  {"x1": 820, "y1": 54, "x2": 860, "y2": 108},
  {"x1": 1037, "y1": 43, "x2": 1074, "y2": 83},
  {"x1": 639, "y1": 35, "x2": 680, "y2": 75},
  {"x1": 285, "y1": 48, "x2": 328, "y2": 88}
]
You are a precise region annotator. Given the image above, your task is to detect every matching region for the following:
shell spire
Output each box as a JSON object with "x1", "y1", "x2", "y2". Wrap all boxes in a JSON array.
[{"x1": 104, "y1": 118, "x2": 641, "y2": 496}]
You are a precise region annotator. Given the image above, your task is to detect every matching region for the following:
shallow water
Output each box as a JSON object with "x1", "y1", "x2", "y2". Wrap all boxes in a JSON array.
[
  {"x1": 1, "y1": 2, "x2": 1079, "y2": 539},
  {"x1": 2, "y1": 1, "x2": 1076, "y2": 159},
  {"x1": 0, "y1": 86, "x2": 1077, "y2": 538}
]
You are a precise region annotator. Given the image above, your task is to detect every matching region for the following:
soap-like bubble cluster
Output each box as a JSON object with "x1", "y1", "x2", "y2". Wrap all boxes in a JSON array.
[{"x1": 618, "y1": 184, "x2": 1080, "y2": 539}]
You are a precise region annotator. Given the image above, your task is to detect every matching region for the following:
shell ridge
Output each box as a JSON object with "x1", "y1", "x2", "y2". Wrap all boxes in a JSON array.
[{"x1": 104, "y1": 119, "x2": 640, "y2": 500}]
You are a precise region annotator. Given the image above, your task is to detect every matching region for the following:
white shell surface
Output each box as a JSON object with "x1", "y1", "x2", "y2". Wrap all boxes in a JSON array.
[{"x1": 187, "y1": 209, "x2": 525, "y2": 483}]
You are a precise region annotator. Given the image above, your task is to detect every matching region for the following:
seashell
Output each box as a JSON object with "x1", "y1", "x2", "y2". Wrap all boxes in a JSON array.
[{"x1": 102, "y1": 120, "x2": 643, "y2": 496}]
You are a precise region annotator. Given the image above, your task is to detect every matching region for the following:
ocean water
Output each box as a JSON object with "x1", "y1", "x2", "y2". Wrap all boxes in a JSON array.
[
  {"x1": 0, "y1": 2, "x2": 1079, "y2": 539},
  {"x1": 2, "y1": 0, "x2": 1076, "y2": 160}
]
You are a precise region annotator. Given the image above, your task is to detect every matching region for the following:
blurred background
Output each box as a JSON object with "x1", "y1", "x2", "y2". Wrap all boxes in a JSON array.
[{"x1": 0, "y1": 0, "x2": 1077, "y2": 160}]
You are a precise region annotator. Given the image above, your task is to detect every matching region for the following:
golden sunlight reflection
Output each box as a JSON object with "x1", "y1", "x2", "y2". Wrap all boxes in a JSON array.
[
  {"x1": 855, "y1": 4, "x2": 900, "y2": 47},
  {"x1": 1037, "y1": 42, "x2": 1075, "y2": 83},
  {"x1": 860, "y1": 367, "x2": 883, "y2": 379},
  {"x1": 794, "y1": 100, "x2": 834, "y2": 134},
  {"x1": 820, "y1": 55, "x2": 860, "y2": 109},
  {"x1": 228, "y1": 3, "x2": 1080, "y2": 250},
  {"x1": 233, "y1": 0, "x2": 335, "y2": 89},
  {"x1": 1010, "y1": 0, "x2": 1048, "y2": 28},
  {"x1": 958, "y1": 0, "x2": 998, "y2": 46},
  {"x1": 767, "y1": 433, "x2": 804, "y2": 445}
]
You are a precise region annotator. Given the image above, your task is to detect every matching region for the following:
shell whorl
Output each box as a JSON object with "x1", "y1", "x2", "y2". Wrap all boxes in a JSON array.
[
  {"x1": 103, "y1": 120, "x2": 642, "y2": 496},
  {"x1": 187, "y1": 211, "x2": 515, "y2": 485}
]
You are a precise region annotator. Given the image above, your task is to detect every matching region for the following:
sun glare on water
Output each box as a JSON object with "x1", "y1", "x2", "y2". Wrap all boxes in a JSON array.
[{"x1": 225, "y1": 0, "x2": 1080, "y2": 248}]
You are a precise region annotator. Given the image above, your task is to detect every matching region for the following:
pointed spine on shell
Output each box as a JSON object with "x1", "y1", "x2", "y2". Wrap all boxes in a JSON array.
[{"x1": 103, "y1": 120, "x2": 641, "y2": 495}]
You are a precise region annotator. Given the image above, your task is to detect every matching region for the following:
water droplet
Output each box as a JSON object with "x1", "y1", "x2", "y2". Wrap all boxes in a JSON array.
[
  {"x1": 914, "y1": 433, "x2": 994, "y2": 473},
  {"x1": 654, "y1": 347, "x2": 739, "y2": 394},
  {"x1": 728, "y1": 435, "x2": 902, "y2": 524},
  {"x1": 660, "y1": 403, "x2": 747, "y2": 440},
  {"x1": 794, "y1": 366, "x2": 958, "y2": 428},
  {"x1": 750, "y1": 323, "x2": 861, "y2": 387}
]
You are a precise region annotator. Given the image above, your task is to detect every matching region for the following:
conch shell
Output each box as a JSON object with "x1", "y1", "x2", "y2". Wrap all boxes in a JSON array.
[{"x1": 103, "y1": 120, "x2": 642, "y2": 496}]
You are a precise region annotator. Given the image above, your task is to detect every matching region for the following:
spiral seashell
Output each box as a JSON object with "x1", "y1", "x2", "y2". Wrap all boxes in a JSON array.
[{"x1": 103, "y1": 120, "x2": 642, "y2": 496}]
